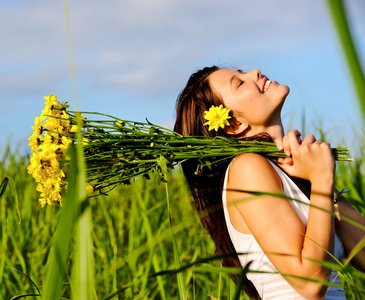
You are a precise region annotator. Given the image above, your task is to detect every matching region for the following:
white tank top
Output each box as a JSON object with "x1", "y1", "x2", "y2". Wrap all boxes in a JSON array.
[{"x1": 222, "y1": 158, "x2": 346, "y2": 299}]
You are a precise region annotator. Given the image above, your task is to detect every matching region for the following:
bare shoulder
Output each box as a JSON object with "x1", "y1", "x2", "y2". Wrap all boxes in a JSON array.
[
  {"x1": 228, "y1": 153, "x2": 282, "y2": 192},
  {"x1": 231, "y1": 153, "x2": 275, "y2": 172}
]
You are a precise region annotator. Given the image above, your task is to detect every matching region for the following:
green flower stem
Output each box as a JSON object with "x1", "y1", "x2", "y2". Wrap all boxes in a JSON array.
[{"x1": 42, "y1": 111, "x2": 353, "y2": 197}]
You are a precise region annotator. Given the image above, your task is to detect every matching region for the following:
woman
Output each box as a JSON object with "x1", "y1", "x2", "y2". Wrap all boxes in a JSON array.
[{"x1": 174, "y1": 66, "x2": 365, "y2": 299}]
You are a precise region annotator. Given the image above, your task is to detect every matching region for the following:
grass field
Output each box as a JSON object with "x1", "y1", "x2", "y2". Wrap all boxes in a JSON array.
[
  {"x1": 1, "y1": 145, "x2": 254, "y2": 299},
  {"x1": 1, "y1": 139, "x2": 365, "y2": 299}
]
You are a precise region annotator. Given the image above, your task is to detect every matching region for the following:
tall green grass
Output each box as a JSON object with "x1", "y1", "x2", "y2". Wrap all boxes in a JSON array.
[
  {"x1": 1, "y1": 139, "x2": 365, "y2": 299},
  {"x1": 1, "y1": 148, "x2": 251, "y2": 299}
]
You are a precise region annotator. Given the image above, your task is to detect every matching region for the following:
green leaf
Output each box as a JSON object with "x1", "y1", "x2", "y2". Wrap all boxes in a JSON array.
[{"x1": 157, "y1": 155, "x2": 169, "y2": 175}]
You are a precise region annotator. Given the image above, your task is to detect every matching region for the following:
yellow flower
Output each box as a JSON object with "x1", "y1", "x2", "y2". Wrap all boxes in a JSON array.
[
  {"x1": 41, "y1": 94, "x2": 58, "y2": 117},
  {"x1": 59, "y1": 136, "x2": 73, "y2": 153},
  {"x1": 70, "y1": 125, "x2": 78, "y2": 133},
  {"x1": 116, "y1": 120, "x2": 124, "y2": 127},
  {"x1": 31, "y1": 116, "x2": 43, "y2": 135},
  {"x1": 60, "y1": 111, "x2": 71, "y2": 127},
  {"x1": 44, "y1": 115, "x2": 61, "y2": 133},
  {"x1": 82, "y1": 137, "x2": 90, "y2": 145},
  {"x1": 54, "y1": 101, "x2": 70, "y2": 111},
  {"x1": 28, "y1": 133, "x2": 43, "y2": 150},
  {"x1": 203, "y1": 104, "x2": 231, "y2": 131},
  {"x1": 86, "y1": 184, "x2": 94, "y2": 196},
  {"x1": 27, "y1": 152, "x2": 42, "y2": 177},
  {"x1": 29, "y1": 93, "x2": 75, "y2": 206}
]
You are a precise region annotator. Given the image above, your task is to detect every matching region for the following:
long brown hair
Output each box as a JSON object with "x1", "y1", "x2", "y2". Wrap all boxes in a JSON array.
[{"x1": 174, "y1": 66, "x2": 266, "y2": 299}]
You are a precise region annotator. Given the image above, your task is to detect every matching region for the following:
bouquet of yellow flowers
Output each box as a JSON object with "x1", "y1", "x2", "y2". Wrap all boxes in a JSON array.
[
  {"x1": 28, "y1": 94, "x2": 352, "y2": 207},
  {"x1": 28, "y1": 94, "x2": 75, "y2": 206}
]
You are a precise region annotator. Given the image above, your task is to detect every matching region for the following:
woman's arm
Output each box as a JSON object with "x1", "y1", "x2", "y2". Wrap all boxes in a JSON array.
[
  {"x1": 227, "y1": 132, "x2": 336, "y2": 299},
  {"x1": 277, "y1": 132, "x2": 365, "y2": 272},
  {"x1": 333, "y1": 188, "x2": 365, "y2": 272}
]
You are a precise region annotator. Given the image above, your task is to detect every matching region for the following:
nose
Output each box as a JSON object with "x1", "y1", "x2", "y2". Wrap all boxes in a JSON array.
[{"x1": 249, "y1": 68, "x2": 261, "y2": 81}]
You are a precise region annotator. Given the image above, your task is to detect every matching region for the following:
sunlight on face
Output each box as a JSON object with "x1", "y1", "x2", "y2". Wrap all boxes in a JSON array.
[{"x1": 208, "y1": 68, "x2": 289, "y2": 135}]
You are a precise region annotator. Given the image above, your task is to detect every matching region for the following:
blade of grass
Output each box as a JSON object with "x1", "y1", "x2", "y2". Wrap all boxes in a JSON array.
[
  {"x1": 165, "y1": 180, "x2": 186, "y2": 299},
  {"x1": 0, "y1": 178, "x2": 8, "y2": 199},
  {"x1": 42, "y1": 145, "x2": 77, "y2": 299},
  {"x1": 4, "y1": 266, "x2": 41, "y2": 297},
  {"x1": 233, "y1": 262, "x2": 252, "y2": 300},
  {"x1": 326, "y1": 0, "x2": 365, "y2": 120},
  {"x1": 0, "y1": 186, "x2": 8, "y2": 283},
  {"x1": 0, "y1": 177, "x2": 21, "y2": 224},
  {"x1": 218, "y1": 262, "x2": 223, "y2": 300},
  {"x1": 71, "y1": 97, "x2": 95, "y2": 300},
  {"x1": 99, "y1": 198, "x2": 118, "y2": 294},
  {"x1": 62, "y1": 0, "x2": 95, "y2": 297},
  {"x1": 135, "y1": 180, "x2": 168, "y2": 300},
  {"x1": 72, "y1": 188, "x2": 95, "y2": 300}
]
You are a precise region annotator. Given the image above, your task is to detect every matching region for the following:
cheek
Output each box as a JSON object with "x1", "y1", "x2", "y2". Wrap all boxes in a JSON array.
[
  {"x1": 232, "y1": 95, "x2": 258, "y2": 115},
  {"x1": 244, "y1": 89, "x2": 263, "y2": 103},
  {"x1": 246, "y1": 100, "x2": 274, "y2": 124}
]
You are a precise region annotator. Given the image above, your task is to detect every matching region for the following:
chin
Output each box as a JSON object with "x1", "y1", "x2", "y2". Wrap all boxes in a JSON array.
[
  {"x1": 270, "y1": 83, "x2": 290, "y2": 106},
  {"x1": 280, "y1": 84, "x2": 290, "y2": 95},
  {"x1": 278, "y1": 85, "x2": 290, "y2": 102}
]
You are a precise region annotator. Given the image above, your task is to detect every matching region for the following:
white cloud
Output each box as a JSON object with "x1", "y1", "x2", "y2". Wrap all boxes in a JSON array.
[
  {"x1": 0, "y1": 0, "x2": 344, "y2": 98},
  {"x1": 71, "y1": 0, "x2": 336, "y2": 94}
]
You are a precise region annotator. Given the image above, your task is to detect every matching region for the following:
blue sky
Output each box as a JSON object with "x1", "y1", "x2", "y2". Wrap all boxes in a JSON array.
[{"x1": 1, "y1": 0, "x2": 364, "y2": 154}]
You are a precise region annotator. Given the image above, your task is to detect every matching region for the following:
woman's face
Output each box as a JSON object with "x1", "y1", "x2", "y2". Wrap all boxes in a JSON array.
[{"x1": 208, "y1": 68, "x2": 289, "y2": 135}]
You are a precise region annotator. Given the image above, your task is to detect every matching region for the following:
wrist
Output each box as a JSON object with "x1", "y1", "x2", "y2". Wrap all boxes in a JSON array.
[
  {"x1": 310, "y1": 174, "x2": 334, "y2": 188},
  {"x1": 311, "y1": 179, "x2": 334, "y2": 198}
]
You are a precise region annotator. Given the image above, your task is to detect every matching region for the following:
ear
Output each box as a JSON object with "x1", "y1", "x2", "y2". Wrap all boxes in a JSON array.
[{"x1": 224, "y1": 121, "x2": 249, "y2": 135}]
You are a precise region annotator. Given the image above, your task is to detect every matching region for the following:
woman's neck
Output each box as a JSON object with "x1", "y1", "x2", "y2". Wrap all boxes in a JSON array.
[
  {"x1": 266, "y1": 123, "x2": 284, "y2": 141},
  {"x1": 248, "y1": 122, "x2": 284, "y2": 142}
]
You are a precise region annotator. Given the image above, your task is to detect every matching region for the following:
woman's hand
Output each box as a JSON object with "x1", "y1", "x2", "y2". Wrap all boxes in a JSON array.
[
  {"x1": 275, "y1": 129, "x2": 302, "y2": 166},
  {"x1": 276, "y1": 130, "x2": 335, "y2": 184}
]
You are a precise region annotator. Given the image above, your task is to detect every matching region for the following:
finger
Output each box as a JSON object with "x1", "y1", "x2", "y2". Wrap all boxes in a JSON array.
[
  {"x1": 283, "y1": 157, "x2": 294, "y2": 166},
  {"x1": 278, "y1": 157, "x2": 294, "y2": 166},
  {"x1": 288, "y1": 129, "x2": 302, "y2": 140},
  {"x1": 321, "y1": 142, "x2": 333, "y2": 153},
  {"x1": 277, "y1": 160, "x2": 293, "y2": 174},
  {"x1": 275, "y1": 137, "x2": 284, "y2": 150},
  {"x1": 286, "y1": 130, "x2": 302, "y2": 154},
  {"x1": 302, "y1": 134, "x2": 316, "y2": 145},
  {"x1": 283, "y1": 135, "x2": 290, "y2": 156},
  {"x1": 283, "y1": 130, "x2": 302, "y2": 156}
]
